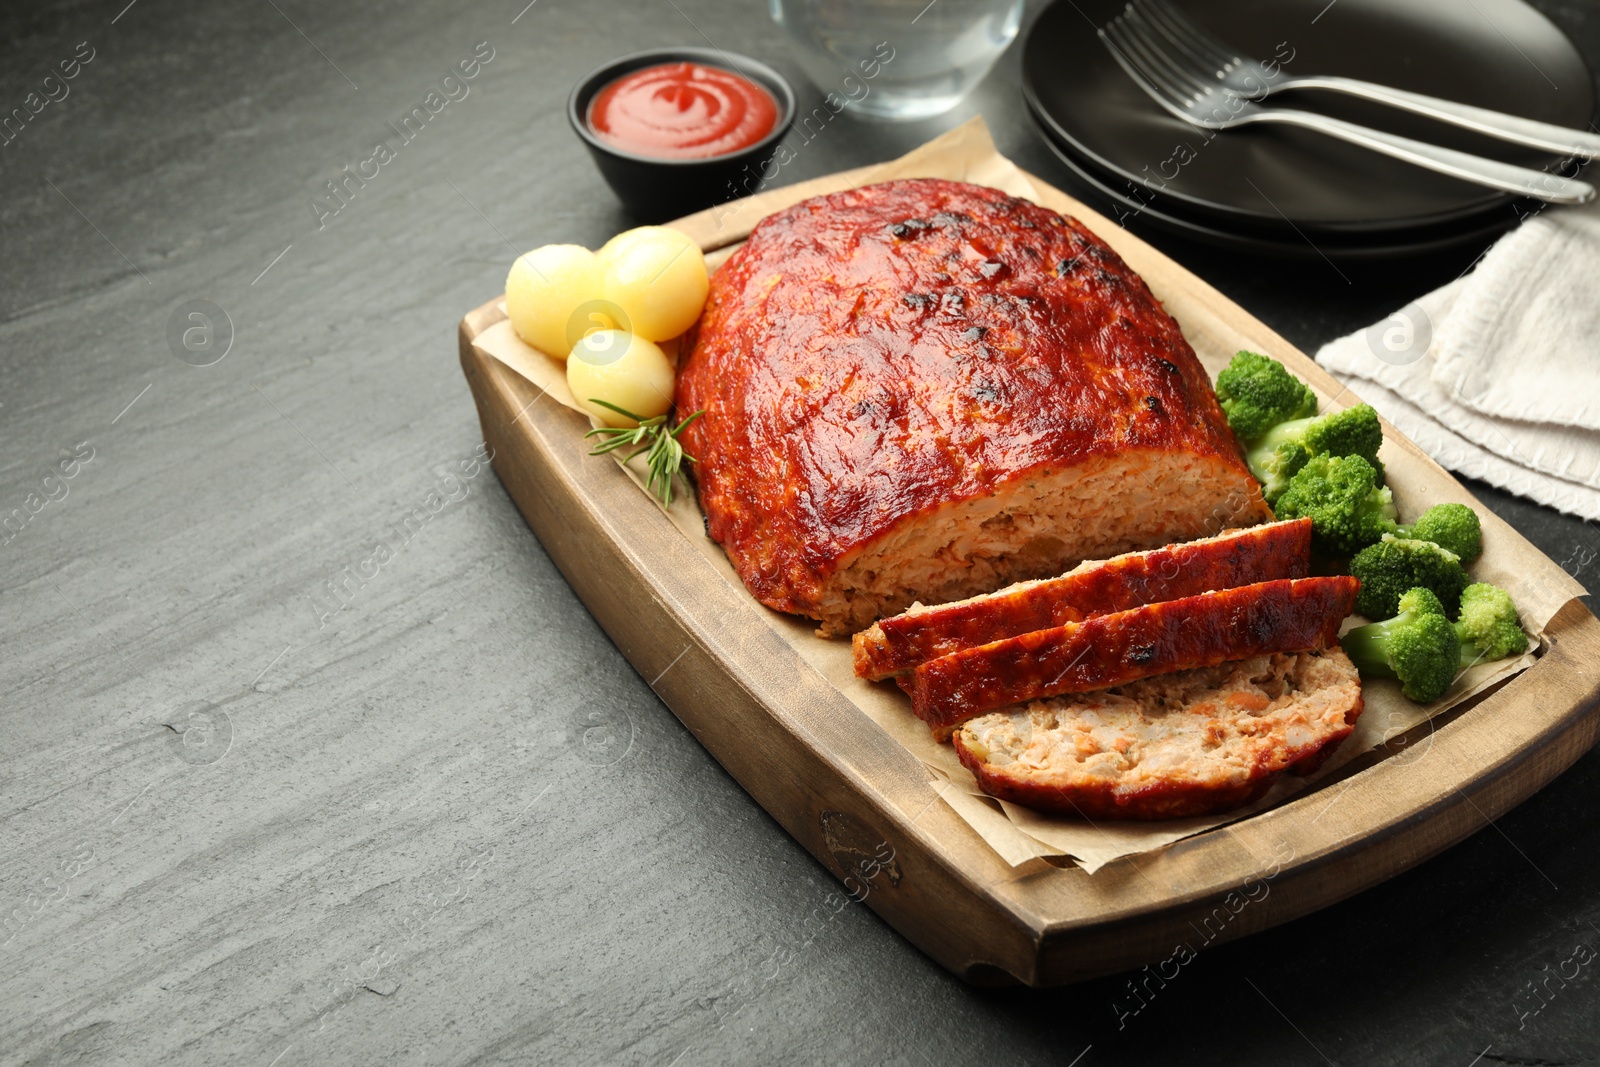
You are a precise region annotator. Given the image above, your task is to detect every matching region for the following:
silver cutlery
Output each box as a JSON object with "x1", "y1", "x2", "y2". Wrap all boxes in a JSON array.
[
  {"x1": 1100, "y1": 4, "x2": 1595, "y2": 204},
  {"x1": 1134, "y1": 0, "x2": 1600, "y2": 161}
]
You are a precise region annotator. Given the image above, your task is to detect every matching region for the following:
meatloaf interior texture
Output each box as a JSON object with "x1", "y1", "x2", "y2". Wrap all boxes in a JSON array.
[
  {"x1": 952, "y1": 649, "x2": 1363, "y2": 820},
  {"x1": 675, "y1": 178, "x2": 1270, "y2": 637}
]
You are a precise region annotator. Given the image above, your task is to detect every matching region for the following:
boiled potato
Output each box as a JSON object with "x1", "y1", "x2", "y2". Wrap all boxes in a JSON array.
[
  {"x1": 599, "y1": 227, "x2": 708, "y2": 342},
  {"x1": 567, "y1": 330, "x2": 675, "y2": 428},
  {"x1": 597, "y1": 226, "x2": 658, "y2": 262},
  {"x1": 564, "y1": 300, "x2": 629, "y2": 351},
  {"x1": 505, "y1": 244, "x2": 601, "y2": 359},
  {"x1": 597, "y1": 225, "x2": 691, "y2": 266}
]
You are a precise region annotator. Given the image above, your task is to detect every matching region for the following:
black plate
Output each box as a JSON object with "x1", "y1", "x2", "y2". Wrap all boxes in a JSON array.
[
  {"x1": 1029, "y1": 113, "x2": 1525, "y2": 260},
  {"x1": 1022, "y1": 0, "x2": 1595, "y2": 235}
]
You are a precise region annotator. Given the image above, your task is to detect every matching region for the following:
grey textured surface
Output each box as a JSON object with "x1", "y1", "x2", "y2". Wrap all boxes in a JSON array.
[{"x1": 3, "y1": 0, "x2": 1600, "y2": 1064}]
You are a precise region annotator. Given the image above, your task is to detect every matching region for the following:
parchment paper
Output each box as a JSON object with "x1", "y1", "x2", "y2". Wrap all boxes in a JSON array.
[{"x1": 473, "y1": 118, "x2": 1587, "y2": 873}]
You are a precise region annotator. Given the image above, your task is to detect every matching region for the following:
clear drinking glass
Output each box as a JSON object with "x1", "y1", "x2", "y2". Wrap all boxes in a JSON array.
[{"x1": 769, "y1": 0, "x2": 1024, "y2": 120}]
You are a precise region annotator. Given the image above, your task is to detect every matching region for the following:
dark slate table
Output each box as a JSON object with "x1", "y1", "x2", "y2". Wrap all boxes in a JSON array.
[{"x1": 4, "y1": 1, "x2": 1598, "y2": 1063}]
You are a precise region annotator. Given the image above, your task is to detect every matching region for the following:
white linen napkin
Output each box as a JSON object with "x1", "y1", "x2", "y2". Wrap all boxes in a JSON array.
[{"x1": 1317, "y1": 201, "x2": 1600, "y2": 521}]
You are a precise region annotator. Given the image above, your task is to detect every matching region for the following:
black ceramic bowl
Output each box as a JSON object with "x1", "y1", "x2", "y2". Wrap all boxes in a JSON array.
[{"x1": 568, "y1": 48, "x2": 795, "y2": 223}]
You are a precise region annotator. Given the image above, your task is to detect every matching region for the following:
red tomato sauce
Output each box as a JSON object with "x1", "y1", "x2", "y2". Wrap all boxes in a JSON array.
[{"x1": 588, "y1": 62, "x2": 778, "y2": 160}]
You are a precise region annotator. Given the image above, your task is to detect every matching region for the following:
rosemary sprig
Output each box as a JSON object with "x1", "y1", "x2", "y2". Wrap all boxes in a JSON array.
[{"x1": 584, "y1": 400, "x2": 705, "y2": 507}]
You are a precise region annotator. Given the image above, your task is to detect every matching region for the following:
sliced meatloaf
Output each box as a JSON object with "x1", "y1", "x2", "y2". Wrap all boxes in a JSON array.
[
  {"x1": 952, "y1": 649, "x2": 1363, "y2": 819},
  {"x1": 909, "y1": 576, "x2": 1359, "y2": 739},
  {"x1": 852, "y1": 519, "x2": 1312, "y2": 680},
  {"x1": 675, "y1": 178, "x2": 1271, "y2": 636}
]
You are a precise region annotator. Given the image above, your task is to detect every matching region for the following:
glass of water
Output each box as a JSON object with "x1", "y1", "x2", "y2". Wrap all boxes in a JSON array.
[{"x1": 769, "y1": 0, "x2": 1024, "y2": 120}]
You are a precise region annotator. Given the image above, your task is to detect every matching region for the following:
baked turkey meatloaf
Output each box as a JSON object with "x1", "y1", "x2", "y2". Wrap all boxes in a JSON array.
[
  {"x1": 852, "y1": 518, "x2": 1312, "y2": 680},
  {"x1": 909, "y1": 575, "x2": 1359, "y2": 738},
  {"x1": 952, "y1": 648, "x2": 1364, "y2": 820},
  {"x1": 675, "y1": 178, "x2": 1271, "y2": 636}
]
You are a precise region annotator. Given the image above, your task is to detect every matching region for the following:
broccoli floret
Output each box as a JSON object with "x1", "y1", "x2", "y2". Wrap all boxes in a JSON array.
[
  {"x1": 1454, "y1": 582, "x2": 1528, "y2": 668},
  {"x1": 1215, "y1": 351, "x2": 1318, "y2": 443},
  {"x1": 1348, "y1": 535, "x2": 1471, "y2": 620},
  {"x1": 1254, "y1": 402, "x2": 1384, "y2": 466},
  {"x1": 1399, "y1": 502, "x2": 1483, "y2": 564},
  {"x1": 1246, "y1": 404, "x2": 1385, "y2": 503},
  {"x1": 1272, "y1": 453, "x2": 1399, "y2": 556},
  {"x1": 1213, "y1": 353, "x2": 1386, "y2": 503},
  {"x1": 1248, "y1": 440, "x2": 1315, "y2": 505},
  {"x1": 1340, "y1": 587, "x2": 1460, "y2": 702}
]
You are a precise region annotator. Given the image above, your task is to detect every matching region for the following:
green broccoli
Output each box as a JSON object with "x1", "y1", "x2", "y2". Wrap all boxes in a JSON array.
[
  {"x1": 1454, "y1": 582, "x2": 1528, "y2": 668},
  {"x1": 1246, "y1": 404, "x2": 1386, "y2": 504},
  {"x1": 1249, "y1": 402, "x2": 1384, "y2": 466},
  {"x1": 1348, "y1": 535, "x2": 1471, "y2": 620},
  {"x1": 1272, "y1": 453, "x2": 1398, "y2": 556},
  {"x1": 1340, "y1": 587, "x2": 1460, "y2": 702},
  {"x1": 1214, "y1": 353, "x2": 1386, "y2": 502},
  {"x1": 1249, "y1": 439, "x2": 1317, "y2": 506},
  {"x1": 1215, "y1": 350, "x2": 1319, "y2": 443},
  {"x1": 1398, "y1": 502, "x2": 1483, "y2": 564}
]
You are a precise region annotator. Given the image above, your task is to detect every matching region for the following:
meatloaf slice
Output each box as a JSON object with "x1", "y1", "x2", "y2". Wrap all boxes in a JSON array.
[
  {"x1": 852, "y1": 519, "x2": 1312, "y2": 680},
  {"x1": 676, "y1": 178, "x2": 1270, "y2": 637},
  {"x1": 909, "y1": 576, "x2": 1359, "y2": 739},
  {"x1": 952, "y1": 648, "x2": 1363, "y2": 819}
]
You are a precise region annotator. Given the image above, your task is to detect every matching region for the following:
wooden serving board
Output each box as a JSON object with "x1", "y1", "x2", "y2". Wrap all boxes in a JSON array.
[{"x1": 457, "y1": 139, "x2": 1600, "y2": 987}]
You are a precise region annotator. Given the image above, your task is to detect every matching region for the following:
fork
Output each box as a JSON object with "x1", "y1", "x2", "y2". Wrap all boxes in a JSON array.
[
  {"x1": 1135, "y1": 0, "x2": 1600, "y2": 161},
  {"x1": 1100, "y1": 6, "x2": 1595, "y2": 204}
]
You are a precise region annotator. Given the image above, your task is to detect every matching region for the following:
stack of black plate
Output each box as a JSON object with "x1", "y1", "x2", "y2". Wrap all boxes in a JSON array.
[{"x1": 1022, "y1": 0, "x2": 1596, "y2": 258}]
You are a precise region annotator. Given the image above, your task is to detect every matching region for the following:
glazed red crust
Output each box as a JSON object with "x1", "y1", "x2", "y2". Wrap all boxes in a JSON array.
[
  {"x1": 910, "y1": 576, "x2": 1360, "y2": 738},
  {"x1": 675, "y1": 178, "x2": 1264, "y2": 629},
  {"x1": 852, "y1": 519, "x2": 1312, "y2": 679}
]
